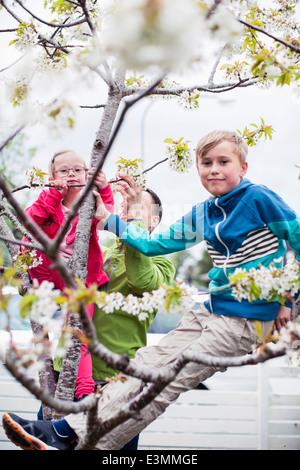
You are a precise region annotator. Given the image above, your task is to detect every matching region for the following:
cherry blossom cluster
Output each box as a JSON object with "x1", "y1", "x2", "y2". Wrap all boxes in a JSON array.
[
  {"x1": 95, "y1": 280, "x2": 198, "y2": 320},
  {"x1": 114, "y1": 158, "x2": 147, "y2": 189},
  {"x1": 220, "y1": 0, "x2": 300, "y2": 88},
  {"x1": 24, "y1": 166, "x2": 47, "y2": 188},
  {"x1": 229, "y1": 257, "x2": 300, "y2": 304},
  {"x1": 24, "y1": 280, "x2": 68, "y2": 337},
  {"x1": 18, "y1": 279, "x2": 197, "y2": 340},
  {"x1": 16, "y1": 249, "x2": 43, "y2": 274},
  {"x1": 273, "y1": 320, "x2": 300, "y2": 366},
  {"x1": 164, "y1": 138, "x2": 194, "y2": 173},
  {"x1": 102, "y1": 0, "x2": 204, "y2": 72},
  {"x1": 177, "y1": 90, "x2": 201, "y2": 110},
  {"x1": 10, "y1": 21, "x2": 38, "y2": 51},
  {"x1": 42, "y1": 98, "x2": 77, "y2": 136}
]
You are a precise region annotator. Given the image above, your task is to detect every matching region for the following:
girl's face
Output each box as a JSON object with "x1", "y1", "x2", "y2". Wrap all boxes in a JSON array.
[
  {"x1": 197, "y1": 140, "x2": 248, "y2": 197},
  {"x1": 52, "y1": 151, "x2": 87, "y2": 188}
]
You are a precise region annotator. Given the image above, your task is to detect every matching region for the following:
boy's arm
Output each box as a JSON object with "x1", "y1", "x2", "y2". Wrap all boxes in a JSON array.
[
  {"x1": 124, "y1": 221, "x2": 176, "y2": 294},
  {"x1": 251, "y1": 186, "x2": 300, "y2": 260},
  {"x1": 106, "y1": 209, "x2": 203, "y2": 256},
  {"x1": 261, "y1": 192, "x2": 300, "y2": 261},
  {"x1": 93, "y1": 190, "x2": 204, "y2": 256}
]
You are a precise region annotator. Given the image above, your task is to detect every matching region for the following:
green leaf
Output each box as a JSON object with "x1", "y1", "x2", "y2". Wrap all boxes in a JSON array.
[
  {"x1": 19, "y1": 294, "x2": 36, "y2": 319},
  {"x1": 255, "y1": 321, "x2": 263, "y2": 341},
  {"x1": 250, "y1": 281, "x2": 261, "y2": 301}
]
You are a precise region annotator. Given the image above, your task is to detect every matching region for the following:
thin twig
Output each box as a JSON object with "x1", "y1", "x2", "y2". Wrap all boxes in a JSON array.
[
  {"x1": 14, "y1": 0, "x2": 87, "y2": 29},
  {"x1": 78, "y1": 0, "x2": 96, "y2": 34},
  {"x1": 0, "y1": 126, "x2": 24, "y2": 153},
  {"x1": 238, "y1": 18, "x2": 300, "y2": 54},
  {"x1": 0, "y1": 234, "x2": 42, "y2": 252},
  {"x1": 0, "y1": 0, "x2": 22, "y2": 23},
  {"x1": 0, "y1": 53, "x2": 26, "y2": 73},
  {"x1": 206, "y1": 0, "x2": 224, "y2": 20}
]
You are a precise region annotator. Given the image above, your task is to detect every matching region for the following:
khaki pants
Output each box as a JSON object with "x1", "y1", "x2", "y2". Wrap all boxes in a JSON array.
[{"x1": 66, "y1": 304, "x2": 274, "y2": 450}]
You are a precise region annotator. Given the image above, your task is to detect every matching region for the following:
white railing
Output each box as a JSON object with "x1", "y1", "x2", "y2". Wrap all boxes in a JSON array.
[{"x1": 139, "y1": 360, "x2": 300, "y2": 450}]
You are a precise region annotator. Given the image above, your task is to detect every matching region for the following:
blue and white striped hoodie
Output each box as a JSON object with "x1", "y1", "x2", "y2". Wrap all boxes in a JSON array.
[{"x1": 105, "y1": 179, "x2": 300, "y2": 321}]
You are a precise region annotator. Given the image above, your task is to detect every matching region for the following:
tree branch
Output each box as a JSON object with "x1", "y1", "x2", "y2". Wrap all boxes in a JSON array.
[
  {"x1": 78, "y1": 0, "x2": 96, "y2": 35},
  {"x1": 0, "y1": 0, "x2": 22, "y2": 23},
  {"x1": 125, "y1": 77, "x2": 258, "y2": 99},
  {"x1": 0, "y1": 127, "x2": 24, "y2": 153},
  {"x1": 14, "y1": 0, "x2": 87, "y2": 29},
  {"x1": 238, "y1": 18, "x2": 300, "y2": 54},
  {"x1": 0, "y1": 201, "x2": 35, "y2": 242},
  {"x1": 206, "y1": 0, "x2": 224, "y2": 20}
]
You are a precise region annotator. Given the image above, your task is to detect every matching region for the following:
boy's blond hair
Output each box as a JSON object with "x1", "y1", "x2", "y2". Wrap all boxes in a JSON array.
[
  {"x1": 196, "y1": 130, "x2": 248, "y2": 164},
  {"x1": 48, "y1": 150, "x2": 87, "y2": 178}
]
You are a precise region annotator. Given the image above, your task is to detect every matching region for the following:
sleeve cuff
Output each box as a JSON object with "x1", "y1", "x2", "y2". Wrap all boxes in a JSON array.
[{"x1": 104, "y1": 214, "x2": 127, "y2": 238}]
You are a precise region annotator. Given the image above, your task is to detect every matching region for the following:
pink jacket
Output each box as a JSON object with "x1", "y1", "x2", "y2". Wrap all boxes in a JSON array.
[{"x1": 24, "y1": 185, "x2": 114, "y2": 287}]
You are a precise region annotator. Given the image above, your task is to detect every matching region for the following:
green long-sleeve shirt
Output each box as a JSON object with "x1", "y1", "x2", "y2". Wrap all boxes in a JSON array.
[{"x1": 92, "y1": 225, "x2": 176, "y2": 381}]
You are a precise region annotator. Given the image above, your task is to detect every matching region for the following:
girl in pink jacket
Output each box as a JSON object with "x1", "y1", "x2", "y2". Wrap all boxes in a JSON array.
[{"x1": 23, "y1": 150, "x2": 114, "y2": 401}]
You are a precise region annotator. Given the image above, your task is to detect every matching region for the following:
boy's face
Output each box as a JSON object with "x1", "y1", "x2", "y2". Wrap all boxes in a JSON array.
[
  {"x1": 52, "y1": 151, "x2": 87, "y2": 187},
  {"x1": 197, "y1": 140, "x2": 248, "y2": 197},
  {"x1": 118, "y1": 191, "x2": 159, "y2": 233}
]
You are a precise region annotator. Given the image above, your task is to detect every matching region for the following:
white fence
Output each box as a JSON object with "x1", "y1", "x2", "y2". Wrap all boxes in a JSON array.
[
  {"x1": 0, "y1": 359, "x2": 299, "y2": 450},
  {"x1": 139, "y1": 359, "x2": 300, "y2": 450}
]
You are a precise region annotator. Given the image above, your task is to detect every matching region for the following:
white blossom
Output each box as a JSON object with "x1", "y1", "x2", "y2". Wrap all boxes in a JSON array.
[
  {"x1": 164, "y1": 138, "x2": 194, "y2": 174},
  {"x1": 102, "y1": 0, "x2": 205, "y2": 72},
  {"x1": 229, "y1": 258, "x2": 300, "y2": 303},
  {"x1": 24, "y1": 167, "x2": 47, "y2": 189},
  {"x1": 12, "y1": 22, "x2": 39, "y2": 52},
  {"x1": 28, "y1": 280, "x2": 67, "y2": 336},
  {"x1": 41, "y1": 97, "x2": 77, "y2": 137},
  {"x1": 116, "y1": 159, "x2": 147, "y2": 188},
  {"x1": 177, "y1": 89, "x2": 200, "y2": 111},
  {"x1": 35, "y1": 50, "x2": 67, "y2": 74},
  {"x1": 16, "y1": 248, "x2": 43, "y2": 273},
  {"x1": 95, "y1": 281, "x2": 198, "y2": 319},
  {"x1": 206, "y1": 7, "x2": 244, "y2": 44},
  {"x1": 275, "y1": 320, "x2": 300, "y2": 366}
]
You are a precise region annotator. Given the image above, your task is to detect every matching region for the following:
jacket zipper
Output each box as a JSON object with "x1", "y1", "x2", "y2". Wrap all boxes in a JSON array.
[{"x1": 214, "y1": 198, "x2": 230, "y2": 277}]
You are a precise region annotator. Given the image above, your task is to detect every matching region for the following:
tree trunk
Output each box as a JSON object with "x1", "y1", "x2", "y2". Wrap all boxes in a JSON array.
[
  {"x1": 68, "y1": 74, "x2": 125, "y2": 282},
  {"x1": 54, "y1": 71, "x2": 126, "y2": 411},
  {"x1": 30, "y1": 320, "x2": 57, "y2": 420}
]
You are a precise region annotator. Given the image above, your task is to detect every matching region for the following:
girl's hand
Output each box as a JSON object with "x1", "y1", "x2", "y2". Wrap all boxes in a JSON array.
[
  {"x1": 48, "y1": 178, "x2": 68, "y2": 195},
  {"x1": 93, "y1": 191, "x2": 111, "y2": 222},
  {"x1": 87, "y1": 168, "x2": 108, "y2": 190}
]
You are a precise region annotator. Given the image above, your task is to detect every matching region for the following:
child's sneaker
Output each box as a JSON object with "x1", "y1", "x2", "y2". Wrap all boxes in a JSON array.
[{"x1": 2, "y1": 412, "x2": 76, "y2": 450}]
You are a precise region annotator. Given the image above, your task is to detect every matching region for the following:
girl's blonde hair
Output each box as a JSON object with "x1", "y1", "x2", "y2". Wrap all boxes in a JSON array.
[
  {"x1": 196, "y1": 130, "x2": 248, "y2": 164},
  {"x1": 48, "y1": 150, "x2": 87, "y2": 178}
]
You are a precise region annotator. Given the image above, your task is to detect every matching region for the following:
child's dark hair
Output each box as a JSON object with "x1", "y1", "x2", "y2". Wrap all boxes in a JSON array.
[{"x1": 145, "y1": 188, "x2": 163, "y2": 222}]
